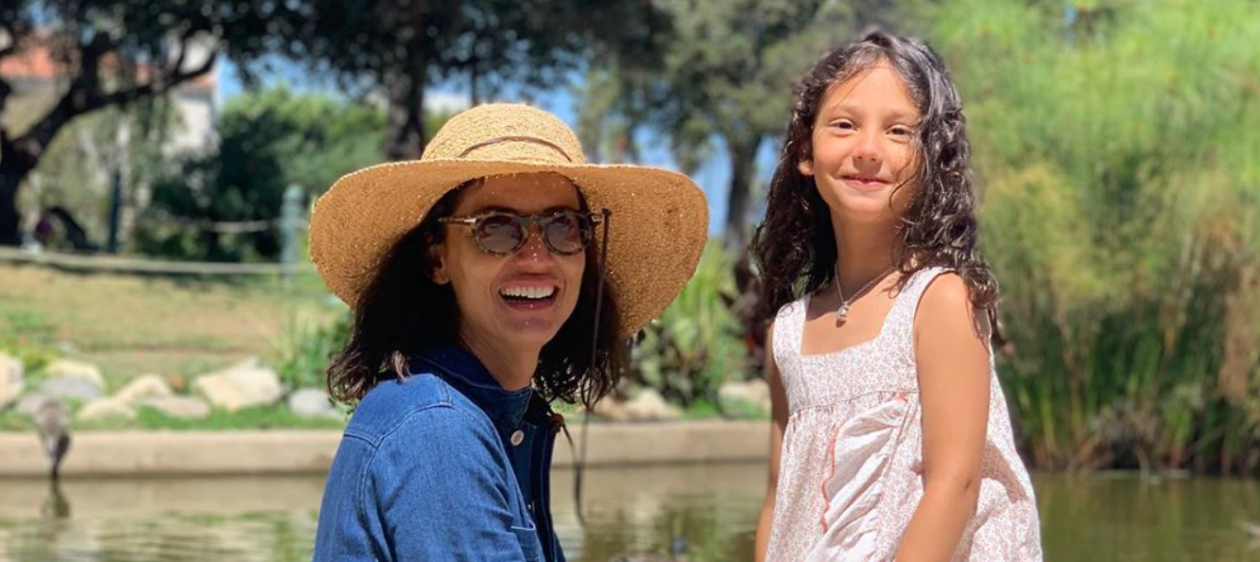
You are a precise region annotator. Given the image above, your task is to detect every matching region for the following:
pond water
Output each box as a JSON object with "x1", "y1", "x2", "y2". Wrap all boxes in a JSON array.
[{"x1": 0, "y1": 466, "x2": 1256, "y2": 561}]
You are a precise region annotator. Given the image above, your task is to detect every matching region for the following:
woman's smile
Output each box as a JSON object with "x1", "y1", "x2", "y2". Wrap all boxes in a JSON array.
[{"x1": 498, "y1": 275, "x2": 561, "y2": 311}]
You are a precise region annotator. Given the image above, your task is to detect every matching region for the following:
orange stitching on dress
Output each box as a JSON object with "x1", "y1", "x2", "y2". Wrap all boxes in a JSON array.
[{"x1": 820, "y1": 426, "x2": 841, "y2": 533}]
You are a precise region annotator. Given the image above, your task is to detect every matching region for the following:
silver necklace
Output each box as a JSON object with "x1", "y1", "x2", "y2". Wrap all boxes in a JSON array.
[{"x1": 834, "y1": 263, "x2": 895, "y2": 322}]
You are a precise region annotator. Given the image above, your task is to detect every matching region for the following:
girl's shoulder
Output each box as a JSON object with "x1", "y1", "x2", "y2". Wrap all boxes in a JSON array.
[
  {"x1": 916, "y1": 270, "x2": 971, "y2": 309},
  {"x1": 912, "y1": 269, "x2": 992, "y2": 347}
]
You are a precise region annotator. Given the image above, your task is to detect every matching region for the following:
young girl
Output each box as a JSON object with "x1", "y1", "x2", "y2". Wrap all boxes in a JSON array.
[{"x1": 751, "y1": 32, "x2": 1042, "y2": 562}]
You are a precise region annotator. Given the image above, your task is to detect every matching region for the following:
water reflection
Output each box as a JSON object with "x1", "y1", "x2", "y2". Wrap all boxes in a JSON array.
[
  {"x1": 42, "y1": 482, "x2": 70, "y2": 521},
  {"x1": 0, "y1": 468, "x2": 1256, "y2": 562},
  {"x1": 1035, "y1": 472, "x2": 1260, "y2": 562}
]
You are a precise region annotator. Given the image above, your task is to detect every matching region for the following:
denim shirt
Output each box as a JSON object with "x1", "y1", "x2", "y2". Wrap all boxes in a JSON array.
[{"x1": 313, "y1": 345, "x2": 566, "y2": 562}]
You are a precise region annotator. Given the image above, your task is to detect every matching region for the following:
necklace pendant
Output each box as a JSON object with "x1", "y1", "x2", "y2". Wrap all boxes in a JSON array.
[{"x1": 836, "y1": 303, "x2": 849, "y2": 322}]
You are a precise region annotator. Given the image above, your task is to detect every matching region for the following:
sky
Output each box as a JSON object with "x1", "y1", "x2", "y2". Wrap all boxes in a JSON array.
[{"x1": 216, "y1": 59, "x2": 782, "y2": 237}]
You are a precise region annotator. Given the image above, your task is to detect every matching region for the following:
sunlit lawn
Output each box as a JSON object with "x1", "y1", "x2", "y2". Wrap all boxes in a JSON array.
[{"x1": 0, "y1": 261, "x2": 340, "y2": 393}]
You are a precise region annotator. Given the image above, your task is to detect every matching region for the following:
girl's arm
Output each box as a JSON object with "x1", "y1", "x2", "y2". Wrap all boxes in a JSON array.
[
  {"x1": 754, "y1": 322, "x2": 788, "y2": 562},
  {"x1": 896, "y1": 274, "x2": 991, "y2": 562}
]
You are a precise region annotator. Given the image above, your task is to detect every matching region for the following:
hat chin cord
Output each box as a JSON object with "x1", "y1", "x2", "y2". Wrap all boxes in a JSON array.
[{"x1": 559, "y1": 207, "x2": 610, "y2": 527}]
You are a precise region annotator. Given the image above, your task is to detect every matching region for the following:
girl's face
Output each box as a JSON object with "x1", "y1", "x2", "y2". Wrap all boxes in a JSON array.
[
  {"x1": 432, "y1": 173, "x2": 587, "y2": 354},
  {"x1": 800, "y1": 62, "x2": 921, "y2": 225}
]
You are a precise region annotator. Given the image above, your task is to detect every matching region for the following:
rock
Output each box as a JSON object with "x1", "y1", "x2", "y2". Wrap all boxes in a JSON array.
[
  {"x1": 0, "y1": 353, "x2": 22, "y2": 410},
  {"x1": 718, "y1": 378, "x2": 772, "y2": 415},
  {"x1": 76, "y1": 398, "x2": 136, "y2": 422},
  {"x1": 45, "y1": 359, "x2": 105, "y2": 388},
  {"x1": 17, "y1": 393, "x2": 53, "y2": 418},
  {"x1": 192, "y1": 357, "x2": 283, "y2": 412},
  {"x1": 622, "y1": 389, "x2": 682, "y2": 422},
  {"x1": 113, "y1": 374, "x2": 174, "y2": 404},
  {"x1": 40, "y1": 376, "x2": 103, "y2": 402},
  {"x1": 137, "y1": 396, "x2": 211, "y2": 420},
  {"x1": 593, "y1": 396, "x2": 631, "y2": 422},
  {"x1": 287, "y1": 388, "x2": 339, "y2": 418}
]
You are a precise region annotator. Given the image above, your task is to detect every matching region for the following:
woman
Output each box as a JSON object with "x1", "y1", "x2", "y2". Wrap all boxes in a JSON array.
[{"x1": 310, "y1": 103, "x2": 708, "y2": 562}]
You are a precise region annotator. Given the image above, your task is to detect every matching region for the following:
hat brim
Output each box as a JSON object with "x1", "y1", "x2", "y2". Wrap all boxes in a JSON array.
[{"x1": 309, "y1": 158, "x2": 710, "y2": 339}]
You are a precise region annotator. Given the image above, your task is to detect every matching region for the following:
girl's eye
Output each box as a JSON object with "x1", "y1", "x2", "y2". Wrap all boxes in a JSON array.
[
  {"x1": 831, "y1": 120, "x2": 855, "y2": 131},
  {"x1": 889, "y1": 126, "x2": 913, "y2": 137}
]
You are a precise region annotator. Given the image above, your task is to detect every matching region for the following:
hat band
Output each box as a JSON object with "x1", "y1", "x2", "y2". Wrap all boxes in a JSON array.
[{"x1": 458, "y1": 135, "x2": 575, "y2": 162}]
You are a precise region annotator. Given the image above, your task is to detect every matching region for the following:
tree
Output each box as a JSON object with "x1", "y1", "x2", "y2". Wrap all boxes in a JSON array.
[
  {"x1": 275, "y1": 0, "x2": 667, "y2": 161},
  {"x1": 0, "y1": 0, "x2": 292, "y2": 246},
  {"x1": 137, "y1": 86, "x2": 444, "y2": 262},
  {"x1": 585, "y1": 0, "x2": 905, "y2": 246},
  {"x1": 0, "y1": 1, "x2": 665, "y2": 246}
]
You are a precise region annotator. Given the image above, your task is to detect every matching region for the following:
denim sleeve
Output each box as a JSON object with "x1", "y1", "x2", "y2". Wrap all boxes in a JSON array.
[
  {"x1": 313, "y1": 405, "x2": 528, "y2": 562},
  {"x1": 313, "y1": 430, "x2": 389, "y2": 562}
]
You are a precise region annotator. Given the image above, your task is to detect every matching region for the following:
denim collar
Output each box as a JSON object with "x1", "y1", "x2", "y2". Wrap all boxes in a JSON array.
[{"x1": 414, "y1": 345, "x2": 533, "y2": 431}]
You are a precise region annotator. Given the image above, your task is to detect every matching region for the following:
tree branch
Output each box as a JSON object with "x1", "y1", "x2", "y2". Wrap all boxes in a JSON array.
[
  {"x1": 7, "y1": 33, "x2": 219, "y2": 179},
  {"x1": 96, "y1": 46, "x2": 217, "y2": 109},
  {"x1": 0, "y1": 76, "x2": 11, "y2": 121}
]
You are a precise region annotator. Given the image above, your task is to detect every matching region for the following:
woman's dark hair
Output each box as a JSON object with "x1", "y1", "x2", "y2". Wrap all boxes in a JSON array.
[
  {"x1": 327, "y1": 178, "x2": 625, "y2": 406},
  {"x1": 750, "y1": 30, "x2": 1001, "y2": 339}
]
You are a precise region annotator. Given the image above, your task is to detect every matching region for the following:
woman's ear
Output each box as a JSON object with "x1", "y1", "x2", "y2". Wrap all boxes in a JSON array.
[{"x1": 429, "y1": 244, "x2": 450, "y2": 285}]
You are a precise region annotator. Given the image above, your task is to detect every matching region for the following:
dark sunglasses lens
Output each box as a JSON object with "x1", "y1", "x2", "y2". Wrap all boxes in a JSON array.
[
  {"x1": 475, "y1": 215, "x2": 524, "y2": 254},
  {"x1": 544, "y1": 214, "x2": 590, "y2": 255}
]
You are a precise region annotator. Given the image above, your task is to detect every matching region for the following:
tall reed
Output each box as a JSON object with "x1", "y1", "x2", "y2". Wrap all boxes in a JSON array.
[{"x1": 925, "y1": 0, "x2": 1260, "y2": 473}]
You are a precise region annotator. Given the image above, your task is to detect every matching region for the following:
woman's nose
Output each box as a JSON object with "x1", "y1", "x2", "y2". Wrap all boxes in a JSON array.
[{"x1": 512, "y1": 226, "x2": 552, "y2": 263}]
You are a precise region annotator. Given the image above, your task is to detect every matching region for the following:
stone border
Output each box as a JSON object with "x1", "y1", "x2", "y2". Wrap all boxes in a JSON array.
[{"x1": 0, "y1": 421, "x2": 769, "y2": 477}]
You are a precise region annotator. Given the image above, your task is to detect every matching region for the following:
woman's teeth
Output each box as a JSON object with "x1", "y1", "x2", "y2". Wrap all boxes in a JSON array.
[{"x1": 501, "y1": 286, "x2": 556, "y2": 300}]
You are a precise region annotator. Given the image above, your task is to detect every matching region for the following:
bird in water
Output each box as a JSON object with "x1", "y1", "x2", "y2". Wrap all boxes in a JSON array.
[
  {"x1": 1241, "y1": 520, "x2": 1260, "y2": 549},
  {"x1": 34, "y1": 397, "x2": 72, "y2": 482}
]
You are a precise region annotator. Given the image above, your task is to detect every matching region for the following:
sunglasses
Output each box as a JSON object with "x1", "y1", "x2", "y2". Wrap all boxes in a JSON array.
[{"x1": 439, "y1": 209, "x2": 605, "y2": 256}]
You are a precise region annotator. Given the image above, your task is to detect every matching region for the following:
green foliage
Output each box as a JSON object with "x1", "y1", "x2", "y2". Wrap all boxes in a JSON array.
[
  {"x1": 270, "y1": 0, "x2": 667, "y2": 158},
  {"x1": 580, "y1": 0, "x2": 887, "y2": 239},
  {"x1": 135, "y1": 87, "x2": 390, "y2": 262},
  {"x1": 926, "y1": 0, "x2": 1260, "y2": 474},
  {"x1": 271, "y1": 309, "x2": 351, "y2": 392},
  {"x1": 630, "y1": 245, "x2": 752, "y2": 408},
  {"x1": 69, "y1": 403, "x2": 347, "y2": 431},
  {"x1": 0, "y1": 308, "x2": 57, "y2": 380}
]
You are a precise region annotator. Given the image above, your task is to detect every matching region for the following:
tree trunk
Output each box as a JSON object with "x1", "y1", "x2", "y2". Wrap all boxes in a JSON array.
[
  {"x1": 724, "y1": 138, "x2": 758, "y2": 249},
  {"x1": 0, "y1": 163, "x2": 21, "y2": 246},
  {"x1": 0, "y1": 140, "x2": 40, "y2": 246},
  {"x1": 383, "y1": 63, "x2": 428, "y2": 161}
]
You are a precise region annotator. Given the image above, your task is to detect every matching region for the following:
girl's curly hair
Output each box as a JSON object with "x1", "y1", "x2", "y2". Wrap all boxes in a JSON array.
[{"x1": 750, "y1": 30, "x2": 1000, "y2": 339}]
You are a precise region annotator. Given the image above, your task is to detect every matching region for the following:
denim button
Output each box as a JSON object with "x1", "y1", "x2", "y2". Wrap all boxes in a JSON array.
[{"x1": 510, "y1": 429, "x2": 525, "y2": 446}]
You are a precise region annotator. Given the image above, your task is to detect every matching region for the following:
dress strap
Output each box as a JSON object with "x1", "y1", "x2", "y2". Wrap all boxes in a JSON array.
[
  {"x1": 883, "y1": 267, "x2": 952, "y2": 371},
  {"x1": 771, "y1": 297, "x2": 808, "y2": 371}
]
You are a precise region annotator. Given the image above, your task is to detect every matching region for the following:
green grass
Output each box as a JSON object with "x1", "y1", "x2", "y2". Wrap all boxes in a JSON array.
[
  {"x1": 0, "y1": 263, "x2": 340, "y2": 392},
  {"x1": 0, "y1": 261, "x2": 349, "y2": 430}
]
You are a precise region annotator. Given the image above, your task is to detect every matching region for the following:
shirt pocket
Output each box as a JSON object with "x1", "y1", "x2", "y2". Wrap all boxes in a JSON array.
[{"x1": 510, "y1": 524, "x2": 544, "y2": 562}]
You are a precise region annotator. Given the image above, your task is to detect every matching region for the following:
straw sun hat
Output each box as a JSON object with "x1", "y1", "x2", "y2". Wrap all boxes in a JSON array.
[{"x1": 309, "y1": 103, "x2": 709, "y2": 338}]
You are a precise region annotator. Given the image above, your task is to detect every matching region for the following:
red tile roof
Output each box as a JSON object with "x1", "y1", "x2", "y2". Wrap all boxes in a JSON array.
[{"x1": 0, "y1": 35, "x2": 216, "y2": 91}]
